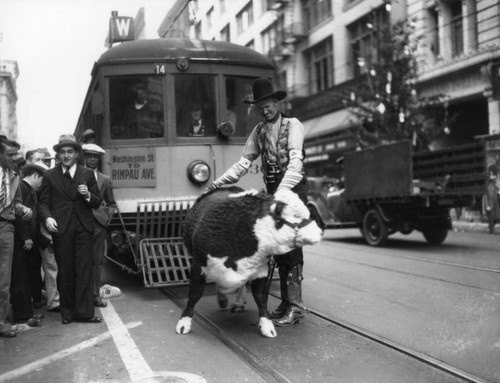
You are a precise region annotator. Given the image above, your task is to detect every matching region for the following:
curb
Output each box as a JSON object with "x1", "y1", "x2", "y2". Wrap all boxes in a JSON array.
[{"x1": 451, "y1": 219, "x2": 490, "y2": 234}]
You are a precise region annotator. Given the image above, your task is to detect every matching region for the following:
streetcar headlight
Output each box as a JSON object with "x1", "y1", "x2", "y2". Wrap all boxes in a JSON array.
[{"x1": 187, "y1": 160, "x2": 210, "y2": 184}]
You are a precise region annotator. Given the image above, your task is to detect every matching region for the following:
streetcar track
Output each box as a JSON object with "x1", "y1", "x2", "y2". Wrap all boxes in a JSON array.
[
  {"x1": 307, "y1": 256, "x2": 500, "y2": 294},
  {"x1": 286, "y1": 293, "x2": 490, "y2": 383},
  {"x1": 160, "y1": 287, "x2": 292, "y2": 383},
  {"x1": 313, "y1": 240, "x2": 500, "y2": 274},
  {"x1": 160, "y1": 286, "x2": 488, "y2": 383}
]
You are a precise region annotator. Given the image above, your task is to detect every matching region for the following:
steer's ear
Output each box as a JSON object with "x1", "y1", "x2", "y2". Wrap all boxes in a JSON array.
[{"x1": 270, "y1": 201, "x2": 287, "y2": 228}]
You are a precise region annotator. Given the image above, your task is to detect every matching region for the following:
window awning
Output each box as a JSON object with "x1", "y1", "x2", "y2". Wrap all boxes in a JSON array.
[{"x1": 303, "y1": 108, "x2": 357, "y2": 140}]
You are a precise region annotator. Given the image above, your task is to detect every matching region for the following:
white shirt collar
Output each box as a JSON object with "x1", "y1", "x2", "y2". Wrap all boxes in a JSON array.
[{"x1": 62, "y1": 163, "x2": 77, "y2": 177}]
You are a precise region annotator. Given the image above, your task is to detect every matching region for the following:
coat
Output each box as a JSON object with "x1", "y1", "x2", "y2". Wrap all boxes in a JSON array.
[
  {"x1": 483, "y1": 180, "x2": 500, "y2": 220},
  {"x1": 92, "y1": 171, "x2": 117, "y2": 228},
  {"x1": 38, "y1": 165, "x2": 102, "y2": 235}
]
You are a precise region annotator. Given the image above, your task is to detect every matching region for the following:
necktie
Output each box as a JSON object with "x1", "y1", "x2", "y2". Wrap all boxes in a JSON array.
[
  {"x1": 0, "y1": 172, "x2": 6, "y2": 209},
  {"x1": 64, "y1": 169, "x2": 71, "y2": 179}
]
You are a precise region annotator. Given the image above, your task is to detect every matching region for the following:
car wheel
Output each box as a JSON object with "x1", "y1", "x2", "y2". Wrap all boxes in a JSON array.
[
  {"x1": 362, "y1": 209, "x2": 388, "y2": 246},
  {"x1": 422, "y1": 221, "x2": 448, "y2": 244}
]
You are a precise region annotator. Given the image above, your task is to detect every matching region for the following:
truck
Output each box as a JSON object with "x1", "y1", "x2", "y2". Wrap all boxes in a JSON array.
[{"x1": 307, "y1": 140, "x2": 487, "y2": 246}]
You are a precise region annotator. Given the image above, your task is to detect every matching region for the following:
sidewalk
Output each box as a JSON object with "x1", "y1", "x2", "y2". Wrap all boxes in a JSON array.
[{"x1": 450, "y1": 208, "x2": 491, "y2": 234}]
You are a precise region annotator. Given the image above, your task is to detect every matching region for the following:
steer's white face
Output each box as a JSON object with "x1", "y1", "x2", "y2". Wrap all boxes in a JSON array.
[{"x1": 254, "y1": 189, "x2": 322, "y2": 255}]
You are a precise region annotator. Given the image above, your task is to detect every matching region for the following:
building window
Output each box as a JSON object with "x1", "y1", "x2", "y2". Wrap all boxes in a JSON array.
[
  {"x1": 195, "y1": 21, "x2": 202, "y2": 39},
  {"x1": 302, "y1": 0, "x2": 332, "y2": 31},
  {"x1": 219, "y1": 0, "x2": 226, "y2": 14},
  {"x1": 450, "y1": 1, "x2": 464, "y2": 57},
  {"x1": 206, "y1": 6, "x2": 214, "y2": 30},
  {"x1": 261, "y1": 16, "x2": 284, "y2": 56},
  {"x1": 236, "y1": 1, "x2": 254, "y2": 35},
  {"x1": 427, "y1": 7, "x2": 440, "y2": 56},
  {"x1": 348, "y1": 7, "x2": 390, "y2": 78},
  {"x1": 221, "y1": 23, "x2": 231, "y2": 42},
  {"x1": 306, "y1": 37, "x2": 334, "y2": 94}
]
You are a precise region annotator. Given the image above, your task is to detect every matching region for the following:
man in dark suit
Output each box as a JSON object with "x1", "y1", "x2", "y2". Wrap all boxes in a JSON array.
[
  {"x1": 82, "y1": 143, "x2": 117, "y2": 308},
  {"x1": 11, "y1": 162, "x2": 48, "y2": 324},
  {"x1": 38, "y1": 134, "x2": 102, "y2": 324}
]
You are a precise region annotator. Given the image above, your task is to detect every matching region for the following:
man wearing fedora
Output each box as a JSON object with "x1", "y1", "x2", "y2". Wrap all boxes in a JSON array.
[
  {"x1": 11, "y1": 162, "x2": 48, "y2": 325},
  {"x1": 202, "y1": 77, "x2": 309, "y2": 327},
  {"x1": 82, "y1": 143, "x2": 117, "y2": 308},
  {"x1": 38, "y1": 134, "x2": 102, "y2": 324}
]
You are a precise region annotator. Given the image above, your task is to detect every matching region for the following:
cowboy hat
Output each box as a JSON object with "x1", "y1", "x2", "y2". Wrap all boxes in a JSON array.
[
  {"x1": 53, "y1": 134, "x2": 82, "y2": 152},
  {"x1": 243, "y1": 77, "x2": 287, "y2": 104},
  {"x1": 82, "y1": 143, "x2": 105, "y2": 154}
]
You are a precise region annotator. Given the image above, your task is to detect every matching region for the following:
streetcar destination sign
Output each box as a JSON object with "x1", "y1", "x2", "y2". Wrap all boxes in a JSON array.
[{"x1": 108, "y1": 147, "x2": 156, "y2": 188}]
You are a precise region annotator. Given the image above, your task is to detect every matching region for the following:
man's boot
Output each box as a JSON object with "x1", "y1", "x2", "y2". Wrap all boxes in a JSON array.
[
  {"x1": 273, "y1": 265, "x2": 305, "y2": 327},
  {"x1": 269, "y1": 267, "x2": 289, "y2": 319}
]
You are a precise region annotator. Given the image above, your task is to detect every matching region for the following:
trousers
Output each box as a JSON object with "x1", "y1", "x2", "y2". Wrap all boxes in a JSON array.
[{"x1": 0, "y1": 221, "x2": 14, "y2": 328}]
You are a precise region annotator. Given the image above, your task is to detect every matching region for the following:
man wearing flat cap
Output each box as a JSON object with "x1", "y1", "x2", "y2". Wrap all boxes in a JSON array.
[
  {"x1": 38, "y1": 134, "x2": 102, "y2": 324},
  {"x1": 202, "y1": 77, "x2": 309, "y2": 327},
  {"x1": 11, "y1": 162, "x2": 48, "y2": 325},
  {"x1": 82, "y1": 143, "x2": 117, "y2": 308}
]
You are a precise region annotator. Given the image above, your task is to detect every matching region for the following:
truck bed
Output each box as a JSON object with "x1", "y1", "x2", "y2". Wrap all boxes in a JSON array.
[{"x1": 343, "y1": 141, "x2": 486, "y2": 203}]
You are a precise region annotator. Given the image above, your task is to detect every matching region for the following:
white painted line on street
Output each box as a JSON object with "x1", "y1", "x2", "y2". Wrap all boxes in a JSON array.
[
  {"x1": 101, "y1": 301, "x2": 206, "y2": 383},
  {"x1": 0, "y1": 321, "x2": 142, "y2": 383}
]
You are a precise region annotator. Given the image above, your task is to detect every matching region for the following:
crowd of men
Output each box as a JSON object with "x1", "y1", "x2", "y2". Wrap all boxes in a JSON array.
[{"x1": 0, "y1": 129, "x2": 116, "y2": 338}]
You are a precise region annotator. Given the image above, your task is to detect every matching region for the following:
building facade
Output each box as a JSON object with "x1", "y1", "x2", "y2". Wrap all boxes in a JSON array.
[
  {"x1": 159, "y1": 0, "x2": 500, "y2": 178},
  {"x1": 0, "y1": 59, "x2": 19, "y2": 140}
]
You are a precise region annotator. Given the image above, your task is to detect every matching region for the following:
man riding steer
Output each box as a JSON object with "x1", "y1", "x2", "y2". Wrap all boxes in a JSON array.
[{"x1": 176, "y1": 187, "x2": 322, "y2": 338}]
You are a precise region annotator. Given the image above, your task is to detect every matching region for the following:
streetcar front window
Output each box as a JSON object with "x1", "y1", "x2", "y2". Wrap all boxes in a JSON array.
[
  {"x1": 225, "y1": 76, "x2": 261, "y2": 137},
  {"x1": 109, "y1": 76, "x2": 165, "y2": 140},
  {"x1": 175, "y1": 75, "x2": 216, "y2": 137}
]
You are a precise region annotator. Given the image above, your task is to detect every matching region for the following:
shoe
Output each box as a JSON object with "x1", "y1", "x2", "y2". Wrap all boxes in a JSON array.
[
  {"x1": 75, "y1": 317, "x2": 102, "y2": 324},
  {"x1": 0, "y1": 328, "x2": 17, "y2": 338},
  {"x1": 269, "y1": 301, "x2": 289, "y2": 319},
  {"x1": 273, "y1": 305, "x2": 305, "y2": 327},
  {"x1": 26, "y1": 317, "x2": 41, "y2": 327},
  {"x1": 94, "y1": 298, "x2": 107, "y2": 308},
  {"x1": 62, "y1": 318, "x2": 73, "y2": 325},
  {"x1": 48, "y1": 306, "x2": 61, "y2": 313},
  {"x1": 33, "y1": 313, "x2": 45, "y2": 320}
]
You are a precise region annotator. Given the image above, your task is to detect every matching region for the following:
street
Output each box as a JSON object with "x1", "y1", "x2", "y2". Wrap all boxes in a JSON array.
[
  {"x1": 303, "y1": 228, "x2": 500, "y2": 383},
  {"x1": 0, "y1": 228, "x2": 498, "y2": 383}
]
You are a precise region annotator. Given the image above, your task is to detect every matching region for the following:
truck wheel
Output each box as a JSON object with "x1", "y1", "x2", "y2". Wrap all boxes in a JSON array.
[
  {"x1": 309, "y1": 206, "x2": 325, "y2": 231},
  {"x1": 422, "y1": 223, "x2": 448, "y2": 244},
  {"x1": 362, "y1": 209, "x2": 388, "y2": 246}
]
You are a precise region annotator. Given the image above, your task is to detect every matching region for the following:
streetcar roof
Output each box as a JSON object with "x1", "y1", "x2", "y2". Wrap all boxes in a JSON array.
[{"x1": 96, "y1": 38, "x2": 274, "y2": 69}]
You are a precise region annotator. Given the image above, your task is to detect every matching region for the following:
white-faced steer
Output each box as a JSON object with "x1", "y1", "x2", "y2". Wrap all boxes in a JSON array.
[{"x1": 176, "y1": 186, "x2": 322, "y2": 338}]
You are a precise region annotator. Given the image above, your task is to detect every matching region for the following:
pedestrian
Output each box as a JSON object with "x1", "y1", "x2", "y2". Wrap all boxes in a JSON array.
[
  {"x1": 483, "y1": 164, "x2": 500, "y2": 234},
  {"x1": 80, "y1": 129, "x2": 96, "y2": 145},
  {"x1": 0, "y1": 138, "x2": 33, "y2": 338},
  {"x1": 38, "y1": 134, "x2": 102, "y2": 324},
  {"x1": 11, "y1": 162, "x2": 48, "y2": 326},
  {"x1": 202, "y1": 77, "x2": 308, "y2": 327},
  {"x1": 82, "y1": 143, "x2": 117, "y2": 308},
  {"x1": 22, "y1": 148, "x2": 47, "y2": 307},
  {"x1": 35, "y1": 149, "x2": 61, "y2": 312}
]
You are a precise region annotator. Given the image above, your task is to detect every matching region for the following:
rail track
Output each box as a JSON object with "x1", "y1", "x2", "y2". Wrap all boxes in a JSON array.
[{"x1": 161, "y1": 286, "x2": 489, "y2": 383}]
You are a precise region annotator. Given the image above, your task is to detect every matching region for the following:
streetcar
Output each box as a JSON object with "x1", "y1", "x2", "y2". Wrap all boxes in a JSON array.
[{"x1": 73, "y1": 38, "x2": 275, "y2": 287}]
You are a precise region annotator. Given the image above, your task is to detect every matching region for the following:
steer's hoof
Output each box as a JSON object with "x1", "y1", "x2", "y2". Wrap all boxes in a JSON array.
[
  {"x1": 217, "y1": 297, "x2": 228, "y2": 309},
  {"x1": 176, "y1": 317, "x2": 192, "y2": 335},
  {"x1": 258, "y1": 317, "x2": 277, "y2": 338},
  {"x1": 230, "y1": 304, "x2": 245, "y2": 313}
]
